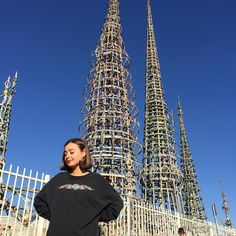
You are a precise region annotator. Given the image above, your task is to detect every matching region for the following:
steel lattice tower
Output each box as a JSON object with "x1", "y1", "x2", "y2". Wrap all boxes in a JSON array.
[
  {"x1": 141, "y1": 0, "x2": 182, "y2": 212},
  {"x1": 0, "y1": 73, "x2": 18, "y2": 169},
  {"x1": 80, "y1": 0, "x2": 141, "y2": 196},
  {"x1": 221, "y1": 181, "x2": 232, "y2": 228},
  {"x1": 178, "y1": 99, "x2": 206, "y2": 220},
  {"x1": 0, "y1": 73, "x2": 18, "y2": 213},
  {"x1": 0, "y1": 73, "x2": 41, "y2": 229}
]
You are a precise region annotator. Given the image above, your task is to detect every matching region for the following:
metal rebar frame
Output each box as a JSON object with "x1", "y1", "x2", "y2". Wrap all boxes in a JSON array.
[
  {"x1": 141, "y1": 0, "x2": 182, "y2": 212},
  {"x1": 79, "y1": 0, "x2": 141, "y2": 197},
  {"x1": 0, "y1": 73, "x2": 17, "y2": 169},
  {"x1": 178, "y1": 100, "x2": 207, "y2": 221},
  {"x1": 220, "y1": 181, "x2": 233, "y2": 228}
]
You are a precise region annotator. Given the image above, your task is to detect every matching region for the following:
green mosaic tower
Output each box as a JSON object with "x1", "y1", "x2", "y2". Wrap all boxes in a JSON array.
[
  {"x1": 178, "y1": 99, "x2": 206, "y2": 220},
  {"x1": 141, "y1": 0, "x2": 182, "y2": 212}
]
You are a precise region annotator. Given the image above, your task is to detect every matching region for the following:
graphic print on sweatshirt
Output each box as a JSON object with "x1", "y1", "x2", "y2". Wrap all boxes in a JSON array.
[{"x1": 58, "y1": 184, "x2": 94, "y2": 191}]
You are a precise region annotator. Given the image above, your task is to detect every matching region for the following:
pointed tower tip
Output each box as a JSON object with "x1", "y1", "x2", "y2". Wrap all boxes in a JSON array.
[
  {"x1": 177, "y1": 95, "x2": 181, "y2": 105},
  {"x1": 5, "y1": 76, "x2": 11, "y2": 87},
  {"x1": 220, "y1": 180, "x2": 225, "y2": 195},
  {"x1": 15, "y1": 71, "x2": 18, "y2": 78},
  {"x1": 147, "y1": 0, "x2": 151, "y2": 11}
]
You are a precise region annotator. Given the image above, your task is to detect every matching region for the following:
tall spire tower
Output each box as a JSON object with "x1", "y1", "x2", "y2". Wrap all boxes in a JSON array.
[
  {"x1": 141, "y1": 0, "x2": 181, "y2": 212},
  {"x1": 80, "y1": 0, "x2": 141, "y2": 196},
  {"x1": 221, "y1": 181, "x2": 232, "y2": 228},
  {"x1": 0, "y1": 73, "x2": 18, "y2": 168},
  {"x1": 178, "y1": 99, "x2": 206, "y2": 220}
]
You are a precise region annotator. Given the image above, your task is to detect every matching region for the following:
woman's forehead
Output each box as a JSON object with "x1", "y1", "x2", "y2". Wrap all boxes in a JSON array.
[{"x1": 64, "y1": 142, "x2": 79, "y2": 150}]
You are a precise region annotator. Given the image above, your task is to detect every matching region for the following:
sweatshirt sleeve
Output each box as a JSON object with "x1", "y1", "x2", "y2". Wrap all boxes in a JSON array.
[
  {"x1": 98, "y1": 177, "x2": 124, "y2": 223},
  {"x1": 34, "y1": 181, "x2": 51, "y2": 220}
]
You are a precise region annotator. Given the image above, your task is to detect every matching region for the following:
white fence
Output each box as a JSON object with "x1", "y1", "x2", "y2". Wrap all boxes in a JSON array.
[
  {"x1": 101, "y1": 197, "x2": 236, "y2": 236},
  {"x1": 0, "y1": 164, "x2": 235, "y2": 236},
  {"x1": 0, "y1": 163, "x2": 49, "y2": 236}
]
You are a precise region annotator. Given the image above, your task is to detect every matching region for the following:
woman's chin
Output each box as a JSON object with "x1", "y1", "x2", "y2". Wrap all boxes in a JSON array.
[
  {"x1": 67, "y1": 164, "x2": 79, "y2": 170},
  {"x1": 67, "y1": 163, "x2": 76, "y2": 169}
]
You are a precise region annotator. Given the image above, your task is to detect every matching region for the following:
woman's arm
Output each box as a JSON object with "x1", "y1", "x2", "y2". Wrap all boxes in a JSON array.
[
  {"x1": 98, "y1": 177, "x2": 124, "y2": 222},
  {"x1": 34, "y1": 184, "x2": 51, "y2": 220},
  {"x1": 99, "y1": 195, "x2": 123, "y2": 222}
]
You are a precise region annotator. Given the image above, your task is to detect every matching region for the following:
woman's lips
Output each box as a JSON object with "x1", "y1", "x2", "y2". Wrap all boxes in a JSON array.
[{"x1": 66, "y1": 159, "x2": 73, "y2": 164}]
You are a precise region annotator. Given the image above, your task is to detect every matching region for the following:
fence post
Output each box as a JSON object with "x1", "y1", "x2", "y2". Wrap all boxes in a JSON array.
[
  {"x1": 37, "y1": 217, "x2": 45, "y2": 236},
  {"x1": 208, "y1": 222, "x2": 214, "y2": 236},
  {"x1": 176, "y1": 212, "x2": 181, "y2": 228},
  {"x1": 127, "y1": 196, "x2": 131, "y2": 236},
  {"x1": 212, "y1": 204, "x2": 220, "y2": 236}
]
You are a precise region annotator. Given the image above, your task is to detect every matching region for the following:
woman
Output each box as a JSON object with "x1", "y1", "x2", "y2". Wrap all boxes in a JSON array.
[
  {"x1": 34, "y1": 138, "x2": 123, "y2": 236},
  {"x1": 178, "y1": 227, "x2": 186, "y2": 236}
]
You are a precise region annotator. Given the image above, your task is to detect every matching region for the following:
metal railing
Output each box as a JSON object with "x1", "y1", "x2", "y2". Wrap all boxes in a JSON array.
[
  {"x1": 0, "y1": 164, "x2": 235, "y2": 236},
  {"x1": 0, "y1": 163, "x2": 49, "y2": 236}
]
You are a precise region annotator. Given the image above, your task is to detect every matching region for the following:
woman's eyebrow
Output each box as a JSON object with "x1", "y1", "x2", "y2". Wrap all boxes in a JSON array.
[{"x1": 64, "y1": 148, "x2": 75, "y2": 152}]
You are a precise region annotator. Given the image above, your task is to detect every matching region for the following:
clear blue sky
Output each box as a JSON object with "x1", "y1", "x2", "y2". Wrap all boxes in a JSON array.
[{"x1": 1, "y1": 0, "x2": 235, "y2": 226}]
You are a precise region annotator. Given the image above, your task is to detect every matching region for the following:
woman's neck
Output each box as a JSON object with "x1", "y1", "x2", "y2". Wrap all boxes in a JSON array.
[{"x1": 70, "y1": 166, "x2": 88, "y2": 176}]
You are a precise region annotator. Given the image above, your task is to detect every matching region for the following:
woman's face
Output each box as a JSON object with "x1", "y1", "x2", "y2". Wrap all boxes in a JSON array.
[{"x1": 64, "y1": 142, "x2": 86, "y2": 169}]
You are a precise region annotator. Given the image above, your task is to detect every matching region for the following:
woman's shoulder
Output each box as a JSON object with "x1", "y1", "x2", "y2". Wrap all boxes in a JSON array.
[
  {"x1": 47, "y1": 171, "x2": 68, "y2": 183},
  {"x1": 89, "y1": 172, "x2": 105, "y2": 180},
  {"x1": 89, "y1": 172, "x2": 120, "y2": 197},
  {"x1": 89, "y1": 172, "x2": 113, "y2": 186}
]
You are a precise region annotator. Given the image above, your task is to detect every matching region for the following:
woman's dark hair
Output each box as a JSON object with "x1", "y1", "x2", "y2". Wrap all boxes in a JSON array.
[
  {"x1": 178, "y1": 227, "x2": 185, "y2": 234},
  {"x1": 60, "y1": 138, "x2": 93, "y2": 172}
]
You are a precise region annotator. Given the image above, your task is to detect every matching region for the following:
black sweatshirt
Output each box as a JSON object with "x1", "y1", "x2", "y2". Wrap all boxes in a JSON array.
[{"x1": 34, "y1": 172, "x2": 123, "y2": 236}]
